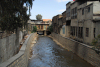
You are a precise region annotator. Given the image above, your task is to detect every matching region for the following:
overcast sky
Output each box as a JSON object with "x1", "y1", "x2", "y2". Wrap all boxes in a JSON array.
[{"x1": 30, "y1": 0, "x2": 72, "y2": 20}]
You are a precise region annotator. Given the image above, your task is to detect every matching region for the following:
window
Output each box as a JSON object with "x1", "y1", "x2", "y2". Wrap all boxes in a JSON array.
[
  {"x1": 69, "y1": 12, "x2": 70, "y2": 17},
  {"x1": 31, "y1": 26, "x2": 32, "y2": 30},
  {"x1": 71, "y1": 27, "x2": 73, "y2": 36},
  {"x1": 71, "y1": 26, "x2": 75, "y2": 36},
  {"x1": 76, "y1": 27, "x2": 78, "y2": 36},
  {"x1": 63, "y1": 28, "x2": 65, "y2": 34},
  {"x1": 38, "y1": 26, "x2": 40, "y2": 29},
  {"x1": 74, "y1": 7, "x2": 77, "y2": 18},
  {"x1": 69, "y1": 9, "x2": 70, "y2": 17},
  {"x1": 73, "y1": 9, "x2": 75, "y2": 19},
  {"x1": 44, "y1": 25, "x2": 46, "y2": 30},
  {"x1": 86, "y1": 28, "x2": 89, "y2": 37},
  {"x1": 78, "y1": 27, "x2": 83, "y2": 38},
  {"x1": 71, "y1": 7, "x2": 77, "y2": 19},
  {"x1": 73, "y1": 27, "x2": 75, "y2": 36},
  {"x1": 88, "y1": 7, "x2": 90, "y2": 12},
  {"x1": 71, "y1": 9, "x2": 73, "y2": 19},
  {"x1": 82, "y1": 9, "x2": 84, "y2": 15},
  {"x1": 73, "y1": 9, "x2": 74, "y2": 19},
  {"x1": 94, "y1": 28, "x2": 95, "y2": 38},
  {"x1": 41, "y1": 25, "x2": 43, "y2": 29},
  {"x1": 75, "y1": 7, "x2": 77, "y2": 14},
  {"x1": 81, "y1": 27, "x2": 83, "y2": 38}
]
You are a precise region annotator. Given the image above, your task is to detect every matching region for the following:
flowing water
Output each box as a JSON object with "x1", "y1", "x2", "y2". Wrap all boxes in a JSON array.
[{"x1": 28, "y1": 36, "x2": 93, "y2": 67}]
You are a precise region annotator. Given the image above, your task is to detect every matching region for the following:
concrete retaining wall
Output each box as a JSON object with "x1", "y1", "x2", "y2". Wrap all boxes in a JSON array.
[
  {"x1": 0, "y1": 33, "x2": 37, "y2": 67},
  {"x1": 0, "y1": 33, "x2": 19, "y2": 63},
  {"x1": 51, "y1": 32, "x2": 100, "y2": 67}
]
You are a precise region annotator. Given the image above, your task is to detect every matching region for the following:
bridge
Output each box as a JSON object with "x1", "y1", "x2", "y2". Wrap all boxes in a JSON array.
[{"x1": 37, "y1": 28, "x2": 50, "y2": 35}]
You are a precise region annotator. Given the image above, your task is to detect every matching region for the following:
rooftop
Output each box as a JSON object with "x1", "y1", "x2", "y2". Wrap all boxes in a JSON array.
[{"x1": 43, "y1": 19, "x2": 52, "y2": 21}]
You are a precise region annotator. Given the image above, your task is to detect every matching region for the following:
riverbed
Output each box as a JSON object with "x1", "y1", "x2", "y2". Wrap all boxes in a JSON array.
[{"x1": 28, "y1": 36, "x2": 93, "y2": 67}]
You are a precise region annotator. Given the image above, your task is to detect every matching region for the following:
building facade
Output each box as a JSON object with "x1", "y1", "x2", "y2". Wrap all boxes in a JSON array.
[
  {"x1": 28, "y1": 19, "x2": 52, "y2": 33},
  {"x1": 60, "y1": 11, "x2": 67, "y2": 37},
  {"x1": 52, "y1": 0, "x2": 100, "y2": 45},
  {"x1": 67, "y1": 1, "x2": 100, "y2": 45},
  {"x1": 52, "y1": 15, "x2": 62, "y2": 34}
]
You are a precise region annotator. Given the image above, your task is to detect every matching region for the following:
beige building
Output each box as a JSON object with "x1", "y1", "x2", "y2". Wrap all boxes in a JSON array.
[
  {"x1": 52, "y1": 15, "x2": 62, "y2": 34},
  {"x1": 28, "y1": 19, "x2": 52, "y2": 35},
  {"x1": 52, "y1": 1, "x2": 100, "y2": 45},
  {"x1": 60, "y1": 11, "x2": 67, "y2": 37},
  {"x1": 65, "y1": 1, "x2": 100, "y2": 45}
]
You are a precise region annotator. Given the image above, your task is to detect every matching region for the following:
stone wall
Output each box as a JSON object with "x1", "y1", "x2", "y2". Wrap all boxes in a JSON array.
[
  {"x1": 51, "y1": 32, "x2": 100, "y2": 67},
  {"x1": 0, "y1": 33, "x2": 19, "y2": 63},
  {"x1": 0, "y1": 33, "x2": 37, "y2": 67},
  {"x1": 0, "y1": 30, "x2": 28, "y2": 64}
]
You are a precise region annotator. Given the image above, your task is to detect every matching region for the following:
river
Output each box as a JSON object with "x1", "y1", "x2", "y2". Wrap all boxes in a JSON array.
[{"x1": 28, "y1": 36, "x2": 93, "y2": 67}]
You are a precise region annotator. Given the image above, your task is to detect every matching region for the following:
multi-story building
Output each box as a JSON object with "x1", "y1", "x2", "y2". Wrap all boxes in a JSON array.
[
  {"x1": 60, "y1": 11, "x2": 67, "y2": 37},
  {"x1": 66, "y1": 1, "x2": 100, "y2": 45},
  {"x1": 52, "y1": 14, "x2": 62, "y2": 34},
  {"x1": 77, "y1": 1, "x2": 100, "y2": 44},
  {"x1": 66, "y1": 1, "x2": 73, "y2": 37},
  {"x1": 52, "y1": 0, "x2": 100, "y2": 45}
]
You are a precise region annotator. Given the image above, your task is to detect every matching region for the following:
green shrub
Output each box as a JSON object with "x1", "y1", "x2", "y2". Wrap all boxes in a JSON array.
[
  {"x1": 92, "y1": 39, "x2": 98, "y2": 46},
  {"x1": 48, "y1": 25, "x2": 53, "y2": 32},
  {"x1": 92, "y1": 34, "x2": 100, "y2": 50},
  {"x1": 32, "y1": 26, "x2": 37, "y2": 33},
  {"x1": 97, "y1": 35, "x2": 100, "y2": 38}
]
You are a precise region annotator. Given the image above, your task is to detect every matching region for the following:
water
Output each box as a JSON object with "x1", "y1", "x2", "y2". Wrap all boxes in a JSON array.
[{"x1": 28, "y1": 36, "x2": 93, "y2": 67}]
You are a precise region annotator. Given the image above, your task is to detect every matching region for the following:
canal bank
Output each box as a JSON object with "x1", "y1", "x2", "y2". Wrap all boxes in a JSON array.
[
  {"x1": 0, "y1": 33, "x2": 38, "y2": 67},
  {"x1": 28, "y1": 35, "x2": 93, "y2": 67},
  {"x1": 50, "y1": 32, "x2": 100, "y2": 67}
]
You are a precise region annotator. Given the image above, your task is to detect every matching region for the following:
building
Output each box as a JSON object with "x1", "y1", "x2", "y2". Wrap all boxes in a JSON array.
[
  {"x1": 66, "y1": 1, "x2": 100, "y2": 45},
  {"x1": 43, "y1": 19, "x2": 52, "y2": 26},
  {"x1": 52, "y1": 0, "x2": 100, "y2": 45},
  {"x1": 28, "y1": 19, "x2": 52, "y2": 35},
  {"x1": 60, "y1": 11, "x2": 67, "y2": 37},
  {"x1": 52, "y1": 14, "x2": 62, "y2": 34},
  {"x1": 66, "y1": 1, "x2": 74, "y2": 37}
]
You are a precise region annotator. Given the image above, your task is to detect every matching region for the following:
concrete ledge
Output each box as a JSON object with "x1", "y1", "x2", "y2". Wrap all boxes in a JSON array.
[
  {"x1": 0, "y1": 33, "x2": 35, "y2": 67},
  {"x1": 20, "y1": 34, "x2": 32, "y2": 51},
  {"x1": 59, "y1": 33, "x2": 93, "y2": 49},
  {"x1": 51, "y1": 32, "x2": 100, "y2": 67}
]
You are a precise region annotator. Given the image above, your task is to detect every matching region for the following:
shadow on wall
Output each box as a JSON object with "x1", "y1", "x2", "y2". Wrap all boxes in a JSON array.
[
  {"x1": 37, "y1": 31, "x2": 51, "y2": 35},
  {"x1": 51, "y1": 33, "x2": 100, "y2": 67},
  {"x1": 74, "y1": 42, "x2": 79, "y2": 54}
]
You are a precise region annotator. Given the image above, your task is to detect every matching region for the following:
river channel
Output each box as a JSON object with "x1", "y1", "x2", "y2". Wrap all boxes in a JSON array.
[{"x1": 28, "y1": 36, "x2": 93, "y2": 67}]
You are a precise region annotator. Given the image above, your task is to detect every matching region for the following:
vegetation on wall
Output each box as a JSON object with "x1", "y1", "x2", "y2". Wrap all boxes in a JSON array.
[
  {"x1": 32, "y1": 26, "x2": 37, "y2": 33},
  {"x1": 36, "y1": 14, "x2": 42, "y2": 20},
  {"x1": 92, "y1": 35, "x2": 100, "y2": 50},
  {"x1": 48, "y1": 25, "x2": 53, "y2": 32},
  {"x1": 0, "y1": 0, "x2": 33, "y2": 32}
]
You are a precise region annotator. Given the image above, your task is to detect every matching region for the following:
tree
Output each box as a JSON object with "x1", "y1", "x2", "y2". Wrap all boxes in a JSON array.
[
  {"x1": 36, "y1": 14, "x2": 42, "y2": 20},
  {"x1": 32, "y1": 26, "x2": 37, "y2": 32},
  {"x1": 0, "y1": 0, "x2": 33, "y2": 32}
]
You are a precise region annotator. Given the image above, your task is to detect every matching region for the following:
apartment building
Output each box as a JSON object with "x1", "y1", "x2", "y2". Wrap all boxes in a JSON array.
[
  {"x1": 60, "y1": 11, "x2": 67, "y2": 37},
  {"x1": 52, "y1": 15, "x2": 62, "y2": 34},
  {"x1": 66, "y1": 1, "x2": 73, "y2": 37},
  {"x1": 66, "y1": 1, "x2": 100, "y2": 45},
  {"x1": 52, "y1": 0, "x2": 100, "y2": 45}
]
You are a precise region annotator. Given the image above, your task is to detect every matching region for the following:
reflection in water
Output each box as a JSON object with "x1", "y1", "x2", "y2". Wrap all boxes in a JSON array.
[{"x1": 28, "y1": 36, "x2": 93, "y2": 67}]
